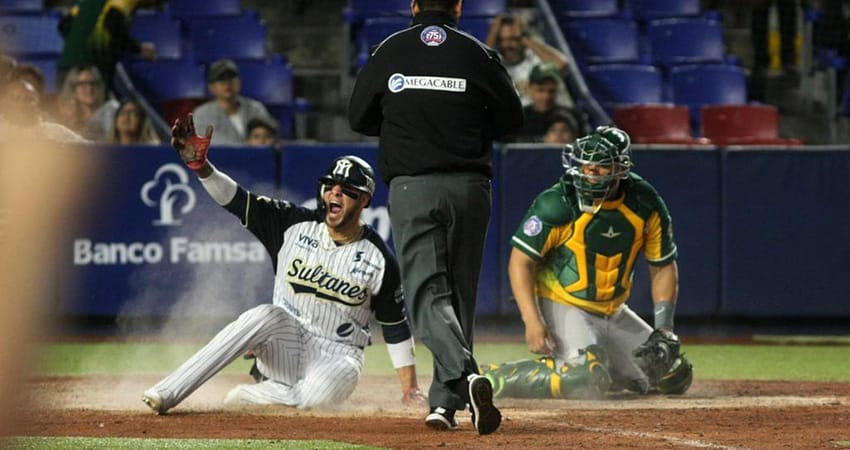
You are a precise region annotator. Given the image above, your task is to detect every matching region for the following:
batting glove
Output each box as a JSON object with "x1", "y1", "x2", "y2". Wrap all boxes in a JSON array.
[{"x1": 171, "y1": 113, "x2": 213, "y2": 171}]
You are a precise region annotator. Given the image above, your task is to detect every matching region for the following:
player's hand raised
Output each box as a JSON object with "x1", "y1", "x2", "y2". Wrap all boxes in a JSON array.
[{"x1": 171, "y1": 113, "x2": 213, "y2": 171}]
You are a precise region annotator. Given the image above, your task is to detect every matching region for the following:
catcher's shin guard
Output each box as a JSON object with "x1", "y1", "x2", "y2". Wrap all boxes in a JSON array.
[
  {"x1": 480, "y1": 357, "x2": 562, "y2": 399},
  {"x1": 558, "y1": 345, "x2": 612, "y2": 399}
]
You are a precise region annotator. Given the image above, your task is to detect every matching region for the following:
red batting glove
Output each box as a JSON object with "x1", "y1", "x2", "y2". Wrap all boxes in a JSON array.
[
  {"x1": 401, "y1": 387, "x2": 427, "y2": 406},
  {"x1": 171, "y1": 113, "x2": 213, "y2": 171}
]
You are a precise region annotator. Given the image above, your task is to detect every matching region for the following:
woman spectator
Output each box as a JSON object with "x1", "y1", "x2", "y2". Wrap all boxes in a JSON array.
[
  {"x1": 109, "y1": 99, "x2": 161, "y2": 145},
  {"x1": 57, "y1": 64, "x2": 107, "y2": 133}
]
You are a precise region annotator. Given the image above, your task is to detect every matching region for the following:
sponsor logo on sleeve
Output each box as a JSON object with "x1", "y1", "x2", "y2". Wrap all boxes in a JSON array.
[{"x1": 523, "y1": 216, "x2": 543, "y2": 236}]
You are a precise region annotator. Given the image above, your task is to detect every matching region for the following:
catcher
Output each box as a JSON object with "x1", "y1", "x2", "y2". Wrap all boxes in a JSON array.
[{"x1": 482, "y1": 126, "x2": 693, "y2": 399}]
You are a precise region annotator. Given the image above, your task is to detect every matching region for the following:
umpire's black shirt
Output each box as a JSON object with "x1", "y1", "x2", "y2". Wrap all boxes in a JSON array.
[{"x1": 348, "y1": 10, "x2": 524, "y2": 184}]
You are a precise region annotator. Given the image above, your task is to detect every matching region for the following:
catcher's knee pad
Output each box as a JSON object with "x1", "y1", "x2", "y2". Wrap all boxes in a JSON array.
[
  {"x1": 481, "y1": 357, "x2": 562, "y2": 399},
  {"x1": 558, "y1": 345, "x2": 612, "y2": 399},
  {"x1": 655, "y1": 354, "x2": 693, "y2": 395}
]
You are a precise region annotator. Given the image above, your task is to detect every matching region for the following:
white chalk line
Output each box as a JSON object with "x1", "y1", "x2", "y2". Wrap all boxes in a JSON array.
[{"x1": 572, "y1": 424, "x2": 752, "y2": 450}]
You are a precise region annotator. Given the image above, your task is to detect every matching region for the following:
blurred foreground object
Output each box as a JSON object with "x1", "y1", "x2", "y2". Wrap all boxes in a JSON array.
[{"x1": 0, "y1": 132, "x2": 93, "y2": 435}]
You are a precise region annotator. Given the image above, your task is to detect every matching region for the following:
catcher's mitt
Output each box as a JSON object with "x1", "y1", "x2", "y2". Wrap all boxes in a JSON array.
[
  {"x1": 656, "y1": 354, "x2": 693, "y2": 395},
  {"x1": 633, "y1": 328, "x2": 680, "y2": 384}
]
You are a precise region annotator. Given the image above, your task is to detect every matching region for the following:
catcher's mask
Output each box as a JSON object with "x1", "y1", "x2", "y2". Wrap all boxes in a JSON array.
[
  {"x1": 562, "y1": 126, "x2": 633, "y2": 214},
  {"x1": 317, "y1": 155, "x2": 376, "y2": 207}
]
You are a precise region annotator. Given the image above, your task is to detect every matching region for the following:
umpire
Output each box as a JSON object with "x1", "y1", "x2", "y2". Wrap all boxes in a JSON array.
[{"x1": 349, "y1": 0, "x2": 523, "y2": 435}]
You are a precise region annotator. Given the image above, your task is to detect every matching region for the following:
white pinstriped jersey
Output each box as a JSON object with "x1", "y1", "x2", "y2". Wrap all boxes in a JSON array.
[{"x1": 225, "y1": 187, "x2": 405, "y2": 349}]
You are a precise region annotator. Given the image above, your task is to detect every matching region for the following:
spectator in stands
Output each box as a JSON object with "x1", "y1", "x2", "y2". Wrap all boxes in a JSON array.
[
  {"x1": 56, "y1": 64, "x2": 107, "y2": 134},
  {"x1": 192, "y1": 58, "x2": 279, "y2": 146},
  {"x1": 0, "y1": 77, "x2": 86, "y2": 143},
  {"x1": 513, "y1": 63, "x2": 584, "y2": 142},
  {"x1": 543, "y1": 109, "x2": 581, "y2": 144},
  {"x1": 245, "y1": 117, "x2": 279, "y2": 146},
  {"x1": 108, "y1": 99, "x2": 160, "y2": 145},
  {"x1": 58, "y1": 0, "x2": 163, "y2": 89},
  {"x1": 485, "y1": 14, "x2": 571, "y2": 106}
]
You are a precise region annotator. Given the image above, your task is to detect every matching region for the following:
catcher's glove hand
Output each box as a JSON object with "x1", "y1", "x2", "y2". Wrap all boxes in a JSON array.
[
  {"x1": 633, "y1": 328, "x2": 680, "y2": 384},
  {"x1": 401, "y1": 387, "x2": 427, "y2": 406},
  {"x1": 171, "y1": 113, "x2": 212, "y2": 170}
]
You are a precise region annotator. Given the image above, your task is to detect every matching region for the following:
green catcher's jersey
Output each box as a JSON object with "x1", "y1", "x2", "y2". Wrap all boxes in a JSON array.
[{"x1": 511, "y1": 172, "x2": 677, "y2": 316}]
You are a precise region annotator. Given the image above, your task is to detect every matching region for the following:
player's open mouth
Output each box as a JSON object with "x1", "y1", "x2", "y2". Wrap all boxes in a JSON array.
[{"x1": 328, "y1": 201, "x2": 342, "y2": 214}]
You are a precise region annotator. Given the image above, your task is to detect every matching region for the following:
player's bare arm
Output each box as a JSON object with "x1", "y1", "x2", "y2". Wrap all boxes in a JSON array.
[
  {"x1": 508, "y1": 247, "x2": 552, "y2": 354},
  {"x1": 396, "y1": 365, "x2": 426, "y2": 406},
  {"x1": 649, "y1": 261, "x2": 679, "y2": 331}
]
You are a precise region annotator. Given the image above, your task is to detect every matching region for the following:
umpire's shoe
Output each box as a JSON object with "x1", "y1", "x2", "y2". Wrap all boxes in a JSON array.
[
  {"x1": 425, "y1": 406, "x2": 458, "y2": 430},
  {"x1": 468, "y1": 374, "x2": 501, "y2": 435}
]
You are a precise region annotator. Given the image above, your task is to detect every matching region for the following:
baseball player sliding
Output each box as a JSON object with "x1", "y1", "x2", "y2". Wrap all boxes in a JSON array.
[{"x1": 142, "y1": 114, "x2": 425, "y2": 413}]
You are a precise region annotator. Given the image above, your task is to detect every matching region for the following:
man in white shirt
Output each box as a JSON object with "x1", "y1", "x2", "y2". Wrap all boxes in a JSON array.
[
  {"x1": 486, "y1": 14, "x2": 572, "y2": 107},
  {"x1": 191, "y1": 58, "x2": 278, "y2": 145}
]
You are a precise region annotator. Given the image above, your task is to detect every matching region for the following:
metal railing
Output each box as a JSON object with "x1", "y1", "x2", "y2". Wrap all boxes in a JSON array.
[{"x1": 535, "y1": 0, "x2": 612, "y2": 128}]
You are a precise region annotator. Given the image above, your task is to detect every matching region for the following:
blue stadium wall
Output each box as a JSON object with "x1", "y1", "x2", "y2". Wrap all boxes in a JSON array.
[{"x1": 58, "y1": 143, "x2": 850, "y2": 322}]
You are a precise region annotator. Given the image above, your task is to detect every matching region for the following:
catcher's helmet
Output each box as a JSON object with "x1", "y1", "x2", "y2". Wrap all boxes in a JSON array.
[
  {"x1": 318, "y1": 155, "x2": 376, "y2": 205},
  {"x1": 562, "y1": 126, "x2": 633, "y2": 213}
]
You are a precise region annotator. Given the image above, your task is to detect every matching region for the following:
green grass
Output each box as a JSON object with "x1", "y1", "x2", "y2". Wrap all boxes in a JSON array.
[
  {"x1": 5, "y1": 437, "x2": 386, "y2": 450},
  {"x1": 32, "y1": 341, "x2": 850, "y2": 381}
]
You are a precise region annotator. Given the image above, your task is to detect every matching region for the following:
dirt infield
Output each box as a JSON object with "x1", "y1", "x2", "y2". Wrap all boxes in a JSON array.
[{"x1": 18, "y1": 374, "x2": 850, "y2": 449}]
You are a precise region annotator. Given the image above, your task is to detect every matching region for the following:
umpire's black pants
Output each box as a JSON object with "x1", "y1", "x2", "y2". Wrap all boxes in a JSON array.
[{"x1": 388, "y1": 172, "x2": 491, "y2": 412}]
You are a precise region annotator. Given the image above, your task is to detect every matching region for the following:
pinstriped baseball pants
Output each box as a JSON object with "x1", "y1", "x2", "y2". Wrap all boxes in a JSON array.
[{"x1": 149, "y1": 303, "x2": 363, "y2": 410}]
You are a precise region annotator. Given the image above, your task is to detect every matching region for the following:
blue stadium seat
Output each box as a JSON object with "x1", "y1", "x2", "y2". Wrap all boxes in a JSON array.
[
  {"x1": 168, "y1": 0, "x2": 241, "y2": 18},
  {"x1": 128, "y1": 59, "x2": 206, "y2": 103},
  {"x1": 131, "y1": 10, "x2": 183, "y2": 60},
  {"x1": 647, "y1": 17, "x2": 724, "y2": 68},
  {"x1": 624, "y1": 0, "x2": 701, "y2": 21},
  {"x1": 347, "y1": 0, "x2": 409, "y2": 19},
  {"x1": 0, "y1": 0, "x2": 44, "y2": 14},
  {"x1": 19, "y1": 57, "x2": 57, "y2": 94},
  {"x1": 228, "y1": 55, "x2": 297, "y2": 138},
  {"x1": 461, "y1": 0, "x2": 506, "y2": 16},
  {"x1": 359, "y1": 16, "x2": 410, "y2": 56},
  {"x1": 562, "y1": 18, "x2": 640, "y2": 64},
  {"x1": 670, "y1": 64, "x2": 747, "y2": 127},
  {"x1": 585, "y1": 64, "x2": 663, "y2": 111},
  {"x1": 458, "y1": 16, "x2": 491, "y2": 42},
  {"x1": 238, "y1": 55, "x2": 293, "y2": 106},
  {"x1": 0, "y1": 13, "x2": 62, "y2": 58},
  {"x1": 187, "y1": 14, "x2": 268, "y2": 64},
  {"x1": 551, "y1": 0, "x2": 619, "y2": 18}
]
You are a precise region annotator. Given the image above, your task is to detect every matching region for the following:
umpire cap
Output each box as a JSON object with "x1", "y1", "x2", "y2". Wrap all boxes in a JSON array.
[{"x1": 318, "y1": 155, "x2": 376, "y2": 197}]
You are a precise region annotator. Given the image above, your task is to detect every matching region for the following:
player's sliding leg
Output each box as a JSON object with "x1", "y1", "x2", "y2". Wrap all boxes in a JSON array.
[
  {"x1": 143, "y1": 304, "x2": 295, "y2": 414},
  {"x1": 225, "y1": 335, "x2": 362, "y2": 408}
]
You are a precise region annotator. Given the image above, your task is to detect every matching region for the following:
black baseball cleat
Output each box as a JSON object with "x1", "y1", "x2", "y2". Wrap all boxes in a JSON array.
[
  {"x1": 425, "y1": 406, "x2": 458, "y2": 430},
  {"x1": 467, "y1": 374, "x2": 501, "y2": 435}
]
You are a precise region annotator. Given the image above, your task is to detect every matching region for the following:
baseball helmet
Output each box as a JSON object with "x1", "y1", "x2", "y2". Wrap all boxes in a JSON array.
[
  {"x1": 562, "y1": 126, "x2": 633, "y2": 213},
  {"x1": 318, "y1": 155, "x2": 376, "y2": 205}
]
